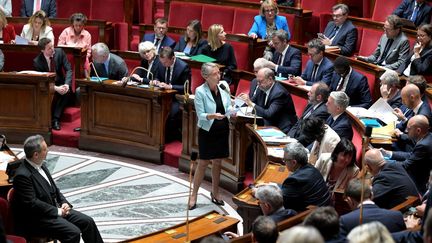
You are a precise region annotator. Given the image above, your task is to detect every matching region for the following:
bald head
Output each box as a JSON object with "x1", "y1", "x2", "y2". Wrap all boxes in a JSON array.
[
  {"x1": 407, "y1": 115, "x2": 429, "y2": 141},
  {"x1": 365, "y1": 149, "x2": 386, "y2": 176},
  {"x1": 401, "y1": 84, "x2": 421, "y2": 109}
]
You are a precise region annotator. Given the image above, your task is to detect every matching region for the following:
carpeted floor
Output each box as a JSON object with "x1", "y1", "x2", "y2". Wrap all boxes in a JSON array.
[{"x1": 10, "y1": 147, "x2": 242, "y2": 242}]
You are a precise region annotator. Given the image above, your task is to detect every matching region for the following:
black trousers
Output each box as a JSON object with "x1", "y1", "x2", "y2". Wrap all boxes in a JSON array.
[{"x1": 52, "y1": 92, "x2": 74, "y2": 121}]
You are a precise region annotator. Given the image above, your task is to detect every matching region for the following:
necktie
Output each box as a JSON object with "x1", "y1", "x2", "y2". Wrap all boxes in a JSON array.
[
  {"x1": 277, "y1": 54, "x2": 282, "y2": 65},
  {"x1": 263, "y1": 92, "x2": 268, "y2": 107},
  {"x1": 49, "y1": 57, "x2": 55, "y2": 72},
  {"x1": 328, "y1": 26, "x2": 339, "y2": 39},
  {"x1": 155, "y1": 38, "x2": 161, "y2": 53},
  {"x1": 327, "y1": 117, "x2": 335, "y2": 127},
  {"x1": 377, "y1": 39, "x2": 394, "y2": 65},
  {"x1": 336, "y1": 75, "x2": 345, "y2": 91},
  {"x1": 303, "y1": 106, "x2": 314, "y2": 119},
  {"x1": 35, "y1": 0, "x2": 41, "y2": 11},
  {"x1": 104, "y1": 63, "x2": 109, "y2": 76},
  {"x1": 411, "y1": 5, "x2": 419, "y2": 22},
  {"x1": 165, "y1": 67, "x2": 171, "y2": 83},
  {"x1": 311, "y1": 64, "x2": 319, "y2": 81}
]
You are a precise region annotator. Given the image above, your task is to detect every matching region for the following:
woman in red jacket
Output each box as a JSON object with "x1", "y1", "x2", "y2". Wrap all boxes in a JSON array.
[{"x1": 0, "y1": 10, "x2": 15, "y2": 44}]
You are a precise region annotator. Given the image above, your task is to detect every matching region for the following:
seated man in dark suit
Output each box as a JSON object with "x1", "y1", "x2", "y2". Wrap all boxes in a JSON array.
[
  {"x1": 382, "y1": 115, "x2": 432, "y2": 194},
  {"x1": 239, "y1": 67, "x2": 297, "y2": 134},
  {"x1": 248, "y1": 58, "x2": 276, "y2": 99},
  {"x1": 319, "y1": 4, "x2": 358, "y2": 56},
  {"x1": 254, "y1": 184, "x2": 297, "y2": 223},
  {"x1": 291, "y1": 38, "x2": 334, "y2": 86},
  {"x1": 267, "y1": 30, "x2": 301, "y2": 78},
  {"x1": 155, "y1": 47, "x2": 191, "y2": 141},
  {"x1": 303, "y1": 207, "x2": 346, "y2": 243},
  {"x1": 328, "y1": 56, "x2": 372, "y2": 108},
  {"x1": 288, "y1": 82, "x2": 330, "y2": 147},
  {"x1": 11, "y1": 135, "x2": 103, "y2": 243},
  {"x1": 340, "y1": 179, "x2": 406, "y2": 236},
  {"x1": 34, "y1": 38, "x2": 73, "y2": 131},
  {"x1": 281, "y1": 142, "x2": 332, "y2": 212},
  {"x1": 142, "y1": 18, "x2": 176, "y2": 54},
  {"x1": 365, "y1": 149, "x2": 419, "y2": 209},
  {"x1": 326, "y1": 91, "x2": 353, "y2": 140},
  {"x1": 90, "y1": 42, "x2": 129, "y2": 80},
  {"x1": 21, "y1": 0, "x2": 57, "y2": 17},
  {"x1": 393, "y1": 0, "x2": 432, "y2": 27},
  {"x1": 357, "y1": 15, "x2": 410, "y2": 71}
]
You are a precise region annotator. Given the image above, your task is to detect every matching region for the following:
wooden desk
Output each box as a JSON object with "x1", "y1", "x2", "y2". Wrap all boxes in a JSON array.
[
  {"x1": 121, "y1": 211, "x2": 239, "y2": 243},
  {"x1": 0, "y1": 72, "x2": 55, "y2": 144},
  {"x1": 77, "y1": 79, "x2": 176, "y2": 164},
  {"x1": 232, "y1": 161, "x2": 289, "y2": 233}
]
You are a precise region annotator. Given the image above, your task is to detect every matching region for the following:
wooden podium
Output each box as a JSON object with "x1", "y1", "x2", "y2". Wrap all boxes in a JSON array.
[
  {"x1": 77, "y1": 79, "x2": 176, "y2": 164},
  {"x1": 0, "y1": 72, "x2": 55, "y2": 144}
]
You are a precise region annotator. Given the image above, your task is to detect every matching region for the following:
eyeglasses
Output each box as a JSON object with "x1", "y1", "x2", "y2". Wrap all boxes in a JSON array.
[
  {"x1": 332, "y1": 13, "x2": 346, "y2": 18},
  {"x1": 282, "y1": 158, "x2": 293, "y2": 164}
]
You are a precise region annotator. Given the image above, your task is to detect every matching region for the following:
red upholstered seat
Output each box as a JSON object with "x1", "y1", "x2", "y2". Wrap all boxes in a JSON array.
[
  {"x1": 289, "y1": 88, "x2": 307, "y2": 118},
  {"x1": 352, "y1": 124, "x2": 362, "y2": 168},
  {"x1": 371, "y1": 0, "x2": 401, "y2": 22},
  {"x1": 301, "y1": 53, "x2": 309, "y2": 70},
  {"x1": 301, "y1": 0, "x2": 338, "y2": 40},
  {"x1": 168, "y1": 1, "x2": 203, "y2": 28},
  {"x1": 191, "y1": 67, "x2": 204, "y2": 94},
  {"x1": 201, "y1": 5, "x2": 235, "y2": 33},
  {"x1": 11, "y1": 0, "x2": 21, "y2": 16},
  {"x1": 358, "y1": 28, "x2": 382, "y2": 57},
  {"x1": 279, "y1": 13, "x2": 296, "y2": 40},
  {"x1": 232, "y1": 8, "x2": 257, "y2": 35},
  {"x1": 235, "y1": 79, "x2": 251, "y2": 97},
  {"x1": 56, "y1": 0, "x2": 91, "y2": 18},
  {"x1": 123, "y1": 58, "x2": 141, "y2": 75},
  {"x1": 355, "y1": 68, "x2": 376, "y2": 99},
  {"x1": 226, "y1": 40, "x2": 249, "y2": 71}
]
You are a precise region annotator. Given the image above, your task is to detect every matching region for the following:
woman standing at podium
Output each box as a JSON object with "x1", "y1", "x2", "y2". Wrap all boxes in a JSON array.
[{"x1": 189, "y1": 62, "x2": 233, "y2": 210}]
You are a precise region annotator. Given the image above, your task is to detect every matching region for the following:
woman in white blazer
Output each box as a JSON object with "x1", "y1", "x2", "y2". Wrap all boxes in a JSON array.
[
  {"x1": 189, "y1": 62, "x2": 233, "y2": 210},
  {"x1": 20, "y1": 10, "x2": 54, "y2": 45}
]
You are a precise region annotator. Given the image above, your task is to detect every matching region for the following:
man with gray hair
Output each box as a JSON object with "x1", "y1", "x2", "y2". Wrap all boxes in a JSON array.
[
  {"x1": 90, "y1": 42, "x2": 128, "y2": 80},
  {"x1": 255, "y1": 184, "x2": 297, "y2": 223},
  {"x1": 357, "y1": 15, "x2": 409, "y2": 70},
  {"x1": 281, "y1": 142, "x2": 331, "y2": 211},
  {"x1": 267, "y1": 29, "x2": 301, "y2": 78},
  {"x1": 319, "y1": 4, "x2": 357, "y2": 56},
  {"x1": 249, "y1": 58, "x2": 275, "y2": 99},
  {"x1": 239, "y1": 67, "x2": 297, "y2": 133},
  {"x1": 325, "y1": 91, "x2": 353, "y2": 140},
  {"x1": 379, "y1": 70, "x2": 402, "y2": 108},
  {"x1": 291, "y1": 38, "x2": 334, "y2": 86}
]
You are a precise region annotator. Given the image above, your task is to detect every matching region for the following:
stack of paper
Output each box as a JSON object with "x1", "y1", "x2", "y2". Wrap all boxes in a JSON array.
[
  {"x1": 347, "y1": 98, "x2": 398, "y2": 125},
  {"x1": 372, "y1": 122, "x2": 395, "y2": 139},
  {"x1": 267, "y1": 147, "x2": 284, "y2": 158}
]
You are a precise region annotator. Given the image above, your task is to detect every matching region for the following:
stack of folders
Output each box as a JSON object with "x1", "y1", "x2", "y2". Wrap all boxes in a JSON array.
[{"x1": 257, "y1": 128, "x2": 297, "y2": 146}]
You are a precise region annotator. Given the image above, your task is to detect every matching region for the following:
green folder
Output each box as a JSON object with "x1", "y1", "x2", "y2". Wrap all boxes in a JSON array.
[{"x1": 190, "y1": 54, "x2": 217, "y2": 63}]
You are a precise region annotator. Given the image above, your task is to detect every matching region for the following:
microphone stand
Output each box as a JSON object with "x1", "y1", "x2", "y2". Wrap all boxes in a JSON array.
[
  {"x1": 359, "y1": 126, "x2": 373, "y2": 225},
  {"x1": 89, "y1": 62, "x2": 103, "y2": 83},
  {"x1": 184, "y1": 80, "x2": 190, "y2": 103},
  {"x1": 121, "y1": 66, "x2": 154, "y2": 88},
  {"x1": 186, "y1": 152, "x2": 198, "y2": 243}
]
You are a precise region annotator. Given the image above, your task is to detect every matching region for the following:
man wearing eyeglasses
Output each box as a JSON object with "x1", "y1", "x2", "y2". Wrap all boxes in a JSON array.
[
  {"x1": 319, "y1": 4, "x2": 358, "y2": 56},
  {"x1": 143, "y1": 18, "x2": 176, "y2": 54},
  {"x1": 356, "y1": 15, "x2": 410, "y2": 70}
]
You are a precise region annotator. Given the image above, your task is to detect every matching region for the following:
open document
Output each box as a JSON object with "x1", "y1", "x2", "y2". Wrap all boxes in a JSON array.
[{"x1": 347, "y1": 98, "x2": 398, "y2": 126}]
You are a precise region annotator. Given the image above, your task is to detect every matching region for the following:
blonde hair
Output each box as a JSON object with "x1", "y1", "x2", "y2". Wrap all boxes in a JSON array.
[
  {"x1": 207, "y1": 24, "x2": 223, "y2": 51},
  {"x1": 138, "y1": 41, "x2": 156, "y2": 54},
  {"x1": 29, "y1": 10, "x2": 50, "y2": 29},
  {"x1": 260, "y1": 0, "x2": 279, "y2": 16},
  {"x1": 347, "y1": 222, "x2": 395, "y2": 243},
  {"x1": 0, "y1": 10, "x2": 7, "y2": 28}
]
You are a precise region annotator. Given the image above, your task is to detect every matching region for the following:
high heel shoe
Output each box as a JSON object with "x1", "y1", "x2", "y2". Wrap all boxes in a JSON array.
[
  {"x1": 189, "y1": 203, "x2": 197, "y2": 210},
  {"x1": 210, "y1": 193, "x2": 225, "y2": 206}
]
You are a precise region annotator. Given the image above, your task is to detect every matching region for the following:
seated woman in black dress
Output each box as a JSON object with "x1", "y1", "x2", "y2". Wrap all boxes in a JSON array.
[
  {"x1": 399, "y1": 24, "x2": 432, "y2": 76},
  {"x1": 129, "y1": 41, "x2": 160, "y2": 84},
  {"x1": 202, "y1": 24, "x2": 237, "y2": 84},
  {"x1": 174, "y1": 19, "x2": 207, "y2": 56},
  {"x1": 189, "y1": 62, "x2": 233, "y2": 210}
]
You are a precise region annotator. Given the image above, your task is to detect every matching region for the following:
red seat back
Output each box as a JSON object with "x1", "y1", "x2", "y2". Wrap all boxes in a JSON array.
[
  {"x1": 301, "y1": 0, "x2": 337, "y2": 15},
  {"x1": 372, "y1": 0, "x2": 401, "y2": 22},
  {"x1": 354, "y1": 68, "x2": 376, "y2": 98},
  {"x1": 352, "y1": 124, "x2": 362, "y2": 167},
  {"x1": 358, "y1": 28, "x2": 382, "y2": 56},
  {"x1": 301, "y1": 53, "x2": 309, "y2": 70},
  {"x1": 91, "y1": 0, "x2": 125, "y2": 22},
  {"x1": 279, "y1": 13, "x2": 295, "y2": 39},
  {"x1": 232, "y1": 8, "x2": 257, "y2": 35},
  {"x1": 355, "y1": 27, "x2": 363, "y2": 55},
  {"x1": 235, "y1": 79, "x2": 251, "y2": 96},
  {"x1": 191, "y1": 67, "x2": 204, "y2": 94},
  {"x1": 11, "y1": 0, "x2": 21, "y2": 17},
  {"x1": 56, "y1": 0, "x2": 91, "y2": 18},
  {"x1": 227, "y1": 40, "x2": 249, "y2": 71},
  {"x1": 168, "y1": 2, "x2": 203, "y2": 28},
  {"x1": 289, "y1": 90, "x2": 307, "y2": 118},
  {"x1": 201, "y1": 5, "x2": 235, "y2": 33}
]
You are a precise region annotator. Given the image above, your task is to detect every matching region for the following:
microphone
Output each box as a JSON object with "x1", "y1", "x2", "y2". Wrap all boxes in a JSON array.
[
  {"x1": 218, "y1": 83, "x2": 235, "y2": 99},
  {"x1": 122, "y1": 66, "x2": 154, "y2": 88},
  {"x1": 358, "y1": 125, "x2": 373, "y2": 225},
  {"x1": 89, "y1": 62, "x2": 103, "y2": 83},
  {"x1": 184, "y1": 80, "x2": 190, "y2": 103},
  {"x1": 186, "y1": 151, "x2": 198, "y2": 242}
]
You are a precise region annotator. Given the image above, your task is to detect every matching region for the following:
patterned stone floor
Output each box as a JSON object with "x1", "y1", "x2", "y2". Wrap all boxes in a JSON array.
[{"x1": 10, "y1": 149, "x2": 242, "y2": 242}]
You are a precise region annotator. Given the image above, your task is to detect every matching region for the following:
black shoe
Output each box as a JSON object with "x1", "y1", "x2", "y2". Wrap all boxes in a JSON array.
[
  {"x1": 210, "y1": 193, "x2": 224, "y2": 206},
  {"x1": 52, "y1": 120, "x2": 61, "y2": 130},
  {"x1": 189, "y1": 204, "x2": 197, "y2": 210},
  {"x1": 73, "y1": 127, "x2": 81, "y2": 132}
]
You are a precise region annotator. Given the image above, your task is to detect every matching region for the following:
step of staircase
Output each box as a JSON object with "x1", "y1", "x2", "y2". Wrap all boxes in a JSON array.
[
  {"x1": 61, "y1": 107, "x2": 80, "y2": 122},
  {"x1": 163, "y1": 140, "x2": 182, "y2": 168}
]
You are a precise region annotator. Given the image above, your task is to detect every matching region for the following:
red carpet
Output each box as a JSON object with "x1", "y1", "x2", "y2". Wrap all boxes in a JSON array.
[
  {"x1": 163, "y1": 140, "x2": 182, "y2": 168},
  {"x1": 52, "y1": 107, "x2": 81, "y2": 148}
]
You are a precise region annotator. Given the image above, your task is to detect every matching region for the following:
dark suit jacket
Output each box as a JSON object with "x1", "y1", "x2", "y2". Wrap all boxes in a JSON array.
[
  {"x1": 21, "y1": 0, "x2": 57, "y2": 17},
  {"x1": 251, "y1": 82, "x2": 298, "y2": 134},
  {"x1": 12, "y1": 160, "x2": 70, "y2": 230},
  {"x1": 396, "y1": 101, "x2": 432, "y2": 133},
  {"x1": 156, "y1": 58, "x2": 191, "y2": 94},
  {"x1": 174, "y1": 38, "x2": 207, "y2": 56},
  {"x1": 282, "y1": 164, "x2": 331, "y2": 212},
  {"x1": 143, "y1": 33, "x2": 176, "y2": 53},
  {"x1": 392, "y1": 133, "x2": 432, "y2": 194},
  {"x1": 387, "y1": 90, "x2": 402, "y2": 109},
  {"x1": 135, "y1": 57, "x2": 160, "y2": 84},
  {"x1": 393, "y1": 0, "x2": 432, "y2": 27},
  {"x1": 410, "y1": 45, "x2": 432, "y2": 76},
  {"x1": 329, "y1": 69, "x2": 372, "y2": 108},
  {"x1": 323, "y1": 20, "x2": 357, "y2": 56},
  {"x1": 33, "y1": 48, "x2": 72, "y2": 87},
  {"x1": 288, "y1": 102, "x2": 330, "y2": 146},
  {"x1": 372, "y1": 162, "x2": 419, "y2": 209},
  {"x1": 272, "y1": 45, "x2": 301, "y2": 78},
  {"x1": 269, "y1": 207, "x2": 297, "y2": 224},
  {"x1": 339, "y1": 203, "x2": 406, "y2": 236},
  {"x1": 301, "y1": 57, "x2": 334, "y2": 86},
  {"x1": 91, "y1": 53, "x2": 129, "y2": 81},
  {"x1": 326, "y1": 112, "x2": 353, "y2": 140}
]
